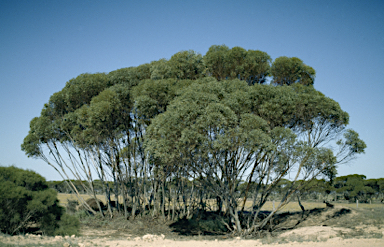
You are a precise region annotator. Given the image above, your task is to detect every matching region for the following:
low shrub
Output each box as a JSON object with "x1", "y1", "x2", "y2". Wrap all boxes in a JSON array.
[
  {"x1": 0, "y1": 166, "x2": 79, "y2": 236},
  {"x1": 66, "y1": 199, "x2": 79, "y2": 214},
  {"x1": 54, "y1": 213, "x2": 80, "y2": 236}
]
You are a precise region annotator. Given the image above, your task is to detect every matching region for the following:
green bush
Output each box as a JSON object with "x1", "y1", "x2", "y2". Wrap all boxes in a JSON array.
[
  {"x1": 0, "y1": 166, "x2": 79, "y2": 236},
  {"x1": 53, "y1": 213, "x2": 80, "y2": 236}
]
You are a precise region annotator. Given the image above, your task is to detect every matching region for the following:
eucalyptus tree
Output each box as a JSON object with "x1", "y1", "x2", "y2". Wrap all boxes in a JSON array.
[
  {"x1": 333, "y1": 174, "x2": 375, "y2": 202},
  {"x1": 377, "y1": 179, "x2": 384, "y2": 201},
  {"x1": 131, "y1": 78, "x2": 196, "y2": 218},
  {"x1": 72, "y1": 84, "x2": 133, "y2": 217},
  {"x1": 270, "y1": 56, "x2": 315, "y2": 86},
  {"x1": 168, "y1": 50, "x2": 204, "y2": 80},
  {"x1": 145, "y1": 78, "x2": 275, "y2": 230},
  {"x1": 150, "y1": 59, "x2": 172, "y2": 80},
  {"x1": 22, "y1": 45, "x2": 365, "y2": 232},
  {"x1": 145, "y1": 78, "x2": 365, "y2": 234},
  {"x1": 241, "y1": 83, "x2": 365, "y2": 232},
  {"x1": 203, "y1": 45, "x2": 230, "y2": 80},
  {"x1": 21, "y1": 73, "x2": 113, "y2": 216},
  {"x1": 22, "y1": 65, "x2": 160, "y2": 217},
  {"x1": 108, "y1": 65, "x2": 151, "y2": 87},
  {"x1": 242, "y1": 50, "x2": 271, "y2": 85},
  {"x1": 226, "y1": 46, "x2": 248, "y2": 80},
  {"x1": 204, "y1": 45, "x2": 271, "y2": 84}
]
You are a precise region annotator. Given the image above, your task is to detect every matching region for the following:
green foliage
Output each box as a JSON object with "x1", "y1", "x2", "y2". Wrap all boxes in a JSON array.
[
  {"x1": 338, "y1": 130, "x2": 367, "y2": 157},
  {"x1": 150, "y1": 59, "x2": 172, "y2": 80},
  {"x1": 203, "y1": 45, "x2": 271, "y2": 84},
  {"x1": 21, "y1": 44, "x2": 366, "y2": 234},
  {"x1": 334, "y1": 174, "x2": 375, "y2": 202},
  {"x1": 298, "y1": 178, "x2": 333, "y2": 200},
  {"x1": 168, "y1": 50, "x2": 204, "y2": 80},
  {"x1": 271, "y1": 56, "x2": 315, "y2": 86},
  {"x1": 53, "y1": 213, "x2": 80, "y2": 236},
  {"x1": 54, "y1": 73, "x2": 111, "y2": 114},
  {"x1": 242, "y1": 49, "x2": 271, "y2": 85},
  {"x1": 203, "y1": 44, "x2": 230, "y2": 80},
  {"x1": 132, "y1": 78, "x2": 192, "y2": 124},
  {"x1": 145, "y1": 78, "x2": 359, "y2": 221},
  {"x1": 75, "y1": 84, "x2": 132, "y2": 146},
  {"x1": 108, "y1": 65, "x2": 150, "y2": 88},
  {"x1": 377, "y1": 178, "x2": 384, "y2": 200},
  {"x1": 0, "y1": 166, "x2": 79, "y2": 236},
  {"x1": 21, "y1": 73, "x2": 113, "y2": 158}
]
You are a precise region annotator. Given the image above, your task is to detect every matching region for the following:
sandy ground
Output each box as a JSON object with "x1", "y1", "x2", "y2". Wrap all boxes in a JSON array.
[
  {"x1": 1, "y1": 236, "x2": 384, "y2": 247},
  {"x1": 1, "y1": 226, "x2": 383, "y2": 247},
  {"x1": 93, "y1": 238, "x2": 384, "y2": 247}
]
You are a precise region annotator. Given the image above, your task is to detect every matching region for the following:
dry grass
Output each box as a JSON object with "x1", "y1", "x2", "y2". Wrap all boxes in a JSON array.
[
  {"x1": 56, "y1": 193, "x2": 384, "y2": 240},
  {"x1": 1, "y1": 195, "x2": 383, "y2": 246},
  {"x1": 241, "y1": 198, "x2": 384, "y2": 211},
  {"x1": 57, "y1": 193, "x2": 123, "y2": 206},
  {"x1": 57, "y1": 193, "x2": 382, "y2": 212}
]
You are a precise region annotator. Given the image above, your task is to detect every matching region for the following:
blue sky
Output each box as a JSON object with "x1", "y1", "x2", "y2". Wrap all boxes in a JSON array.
[{"x1": 1, "y1": 0, "x2": 383, "y2": 181}]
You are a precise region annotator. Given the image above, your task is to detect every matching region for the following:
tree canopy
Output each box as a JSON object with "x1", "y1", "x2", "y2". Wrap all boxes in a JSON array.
[
  {"x1": 270, "y1": 56, "x2": 315, "y2": 86},
  {"x1": 21, "y1": 45, "x2": 365, "y2": 235}
]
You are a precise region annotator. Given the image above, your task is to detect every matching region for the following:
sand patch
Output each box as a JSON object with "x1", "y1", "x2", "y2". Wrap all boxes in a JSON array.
[{"x1": 279, "y1": 226, "x2": 351, "y2": 240}]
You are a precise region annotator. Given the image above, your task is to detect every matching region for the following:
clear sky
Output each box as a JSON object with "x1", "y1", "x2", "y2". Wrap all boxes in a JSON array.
[{"x1": 1, "y1": 0, "x2": 383, "y2": 181}]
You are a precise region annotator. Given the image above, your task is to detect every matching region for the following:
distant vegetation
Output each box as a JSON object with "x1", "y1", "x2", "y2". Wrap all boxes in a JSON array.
[
  {"x1": 22, "y1": 45, "x2": 366, "y2": 235},
  {"x1": 48, "y1": 174, "x2": 384, "y2": 204},
  {"x1": 293, "y1": 174, "x2": 384, "y2": 203}
]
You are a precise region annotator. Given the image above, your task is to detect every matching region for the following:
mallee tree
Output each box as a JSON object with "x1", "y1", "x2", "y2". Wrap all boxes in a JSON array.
[{"x1": 22, "y1": 45, "x2": 365, "y2": 235}]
